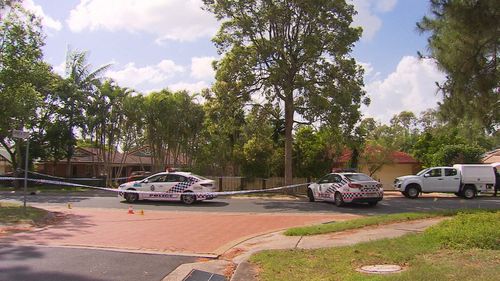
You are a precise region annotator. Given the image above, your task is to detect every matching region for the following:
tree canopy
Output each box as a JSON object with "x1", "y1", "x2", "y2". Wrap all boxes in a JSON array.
[
  {"x1": 204, "y1": 0, "x2": 367, "y2": 184},
  {"x1": 418, "y1": 0, "x2": 499, "y2": 133}
]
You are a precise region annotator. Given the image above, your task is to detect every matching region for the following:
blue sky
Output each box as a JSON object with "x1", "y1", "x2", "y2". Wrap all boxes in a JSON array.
[{"x1": 24, "y1": 0, "x2": 445, "y2": 124}]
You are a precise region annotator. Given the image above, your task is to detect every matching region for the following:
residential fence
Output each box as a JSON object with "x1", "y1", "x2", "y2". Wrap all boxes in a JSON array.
[{"x1": 206, "y1": 176, "x2": 312, "y2": 194}]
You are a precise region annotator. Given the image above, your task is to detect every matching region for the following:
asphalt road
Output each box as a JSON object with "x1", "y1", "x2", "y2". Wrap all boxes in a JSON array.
[
  {"x1": 0, "y1": 245, "x2": 195, "y2": 281},
  {"x1": 1, "y1": 191, "x2": 499, "y2": 215}
]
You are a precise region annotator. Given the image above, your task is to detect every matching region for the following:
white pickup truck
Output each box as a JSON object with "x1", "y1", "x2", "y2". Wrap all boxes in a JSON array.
[{"x1": 393, "y1": 164, "x2": 496, "y2": 199}]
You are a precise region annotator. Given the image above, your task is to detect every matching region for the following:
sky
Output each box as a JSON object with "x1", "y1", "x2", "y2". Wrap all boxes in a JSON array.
[{"x1": 23, "y1": 0, "x2": 446, "y2": 124}]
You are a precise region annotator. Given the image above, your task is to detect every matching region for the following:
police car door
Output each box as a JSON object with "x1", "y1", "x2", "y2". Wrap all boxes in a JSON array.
[
  {"x1": 319, "y1": 174, "x2": 336, "y2": 199},
  {"x1": 147, "y1": 175, "x2": 167, "y2": 193}
]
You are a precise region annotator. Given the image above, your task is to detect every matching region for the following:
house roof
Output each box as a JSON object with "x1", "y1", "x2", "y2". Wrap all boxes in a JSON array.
[
  {"x1": 482, "y1": 149, "x2": 500, "y2": 165},
  {"x1": 0, "y1": 148, "x2": 11, "y2": 162},
  {"x1": 39, "y1": 146, "x2": 187, "y2": 166},
  {"x1": 335, "y1": 147, "x2": 419, "y2": 164}
]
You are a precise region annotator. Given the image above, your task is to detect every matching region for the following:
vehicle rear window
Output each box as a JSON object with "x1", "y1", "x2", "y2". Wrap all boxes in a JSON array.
[{"x1": 344, "y1": 174, "x2": 374, "y2": 182}]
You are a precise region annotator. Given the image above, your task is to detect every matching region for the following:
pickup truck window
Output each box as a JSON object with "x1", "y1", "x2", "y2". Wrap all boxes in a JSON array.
[
  {"x1": 445, "y1": 168, "x2": 457, "y2": 176},
  {"x1": 428, "y1": 169, "x2": 442, "y2": 177},
  {"x1": 417, "y1": 168, "x2": 430, "y2": 176}
]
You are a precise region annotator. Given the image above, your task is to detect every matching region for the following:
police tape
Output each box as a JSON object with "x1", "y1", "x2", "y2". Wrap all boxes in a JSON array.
[{"x1": 0, "y1": 177, "x2": 309, "y2": 196}]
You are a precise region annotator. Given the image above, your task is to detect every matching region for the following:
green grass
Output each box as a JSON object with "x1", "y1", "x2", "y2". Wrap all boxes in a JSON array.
[
  {"x1": 0, "y1": 185, "x2": 89, "y2": 193},
  {"x1": 284, "y1": 209, "x2": 487, "y2": 236},
  {"x1": 0, "y1": 202, "x2": 49, "y2": 224},
  {"x1": 251, "y1": 211, "x2": 500, "y2": 281}
]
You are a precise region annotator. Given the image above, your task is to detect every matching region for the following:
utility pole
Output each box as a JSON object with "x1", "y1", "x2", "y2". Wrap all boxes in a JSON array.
[{"x1": 12, "y1": 130, "x2": 30, "y2": 214}]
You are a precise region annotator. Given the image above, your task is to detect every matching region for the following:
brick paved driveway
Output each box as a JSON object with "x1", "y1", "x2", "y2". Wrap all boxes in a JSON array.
[{"x1": 0, "y1": 206, "x2": 360, "y2": 256}]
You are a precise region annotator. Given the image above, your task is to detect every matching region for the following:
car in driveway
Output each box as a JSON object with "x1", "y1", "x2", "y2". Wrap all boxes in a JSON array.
[
  {"x1": 307, "y1": 172, "x2": 384, "y2": 206},
  {"x1": 118, "y1": 172, "x2": 217, "y2": 204}
]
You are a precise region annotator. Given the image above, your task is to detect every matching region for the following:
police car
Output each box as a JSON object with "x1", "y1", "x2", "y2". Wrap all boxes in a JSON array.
[
  {"x1": 118, "y1": 172, "x2": 216, "y2": 204},
  {"x1": 307, "y1": 172, "x2": 383, "y2": 206}
]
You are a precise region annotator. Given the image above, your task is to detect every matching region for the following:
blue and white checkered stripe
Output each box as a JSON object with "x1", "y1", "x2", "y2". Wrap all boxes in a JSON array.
[
  {"x1": 168, "y1": 177, "x2": 199, "y2": 193},
  {"x1": 325, "y1": 178, "x2": 349, "y2": 193}
]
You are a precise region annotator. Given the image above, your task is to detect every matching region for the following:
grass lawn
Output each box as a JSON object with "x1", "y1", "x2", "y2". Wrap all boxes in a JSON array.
[
  {"x1": 285, "y1": 209, "x2": 487, "y2": 236},
  {"x1": 0, "y1": 185, "x2": 89, "y2": 193},
  {"x1": 0, "y1": 202, "x2": 49, "y2": 224},
  {"x1": 251, "y1": 211, "x2": 500, "y2": 281}
]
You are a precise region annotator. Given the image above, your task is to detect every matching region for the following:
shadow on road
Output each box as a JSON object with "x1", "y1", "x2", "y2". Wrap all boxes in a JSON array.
[
  {"x1": 120, "y1": 199, "x2": 230, "y2": 208},
  {"x1": 252, "y1": 196, "x2": 500, "y2": 215}
]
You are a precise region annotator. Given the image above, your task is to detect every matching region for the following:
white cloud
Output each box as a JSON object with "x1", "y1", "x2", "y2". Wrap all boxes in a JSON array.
[
  {"x1": 106, "y1": 60, "x2": 185, "y2": 89},
  {"x1": 168, "y1": 81, "x2": 210, "y2": 93},
  {"x1": 350, "y1": 0, "x2": 397, "y2": 41},
  {"x1": 23, "y1": 0, "x2": 62, "y2": 31},
  {"x1": 362, "y1": 56, "x2": 446, "y2": 124},
  {"x1": 190, "y1": 56, "x2": 216, "y2": 80},
  {"x1": 67, "y1": 0, "x2": 219, "y2": 42}
]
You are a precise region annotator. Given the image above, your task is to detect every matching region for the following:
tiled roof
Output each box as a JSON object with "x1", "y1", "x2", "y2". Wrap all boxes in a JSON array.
[
  {"x1": 335, "y1": 147, "x2": 419, "y2": 164},
  {"x1": 39, "y1": 146, "x2": 187, "y2": 166},
  {"x1": 482, "y1": 149, "x2": 500, "y2": 164}
]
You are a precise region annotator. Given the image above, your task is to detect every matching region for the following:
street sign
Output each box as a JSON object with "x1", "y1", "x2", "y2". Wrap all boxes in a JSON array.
[{"x1": 12, "y1": 130, "x2": 30, "y2": 139}]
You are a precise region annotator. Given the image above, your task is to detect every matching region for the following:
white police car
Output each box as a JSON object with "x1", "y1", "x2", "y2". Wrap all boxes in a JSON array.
[
  {"x1": 307, "y1": 172, "x2": 383, "y2": 206},
  {"x1": 118, "y1": 172, "x2": 216, "y2": 204}
]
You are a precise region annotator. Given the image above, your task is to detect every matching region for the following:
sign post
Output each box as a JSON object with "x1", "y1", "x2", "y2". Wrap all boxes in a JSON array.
[{"x1": 12, "y1": 130, "x2": 30, "y2": 213}]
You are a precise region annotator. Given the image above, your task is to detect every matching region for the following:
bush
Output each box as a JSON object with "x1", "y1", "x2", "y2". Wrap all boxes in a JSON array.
[
  {"x1": 425, "y1": 211, "x2": 500, "y2": 250},
  {"x1": 432, "y1": 144, "x2": 485, "y2": 166}
]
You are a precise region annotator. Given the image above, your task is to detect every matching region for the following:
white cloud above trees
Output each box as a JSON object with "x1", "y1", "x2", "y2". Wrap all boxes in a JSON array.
[
  {"x1": 23, "y1": 0, "x2": 62, "y2": 31},
  {"x1": 66, "y1": 0, "x2": 219, "y2": 42},
  {"x1": 350, "y1": 0, "x2": 398, "y2": 41},
  {"x1": 361, "y1": 56, "x2": 446, "y2": 123},
  {"x1": 106, "y1": 59, "x2": 185, "y2": 89},
  {"x1": 190, "y1": 56, "x2": 216, "y2": 80}
]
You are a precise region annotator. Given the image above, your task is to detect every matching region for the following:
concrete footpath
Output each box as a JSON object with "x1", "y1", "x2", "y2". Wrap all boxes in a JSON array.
[{"x1": 162, "y1": 217, "x2": 445, "y2": 281}]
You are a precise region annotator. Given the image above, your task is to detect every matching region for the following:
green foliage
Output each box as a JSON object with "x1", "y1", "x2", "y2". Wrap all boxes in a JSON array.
[
  {"x1": 425, "y1": 211, "x2": 500, "y2": 250},
  {"x1": 418, "y1": 0, "x2": 499, "y2": 133},
  {"x1": 0, "y1": 2, "x2": 52, "y2": 172},
  {"x1": 432, "y1": 144, "x2": 485, "y2": 166},
  {"x1": 293, "y1": 126, "x2": 339, "y2": 178}
]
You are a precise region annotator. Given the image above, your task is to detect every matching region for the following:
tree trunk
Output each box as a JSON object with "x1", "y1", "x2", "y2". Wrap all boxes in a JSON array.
[{"x1": 284, "y1": 95, "x2": 294, "y2": 187}]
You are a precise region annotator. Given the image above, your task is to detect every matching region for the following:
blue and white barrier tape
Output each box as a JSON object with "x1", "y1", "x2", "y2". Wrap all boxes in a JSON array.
[
  {"x1": 15, "y1": 170, "x2": 129, "y2": 181},
  {"x1": 0, "y1": 177, "x2": 309, "y2": 196}
]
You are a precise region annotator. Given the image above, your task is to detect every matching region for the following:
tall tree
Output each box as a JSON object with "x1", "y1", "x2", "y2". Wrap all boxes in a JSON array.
[
  {"x1": 58, "y1": 49, "x2": 109, "y2": 177},
  {"x1": 418, "y1": 0, "x2": 499, "y2": 133},
  {"x1": 0, "y1": 1, "x2": 47, "y2": 176},
  {"x1": 204, "y1": 0, "x2": 366, "y2": 185}
]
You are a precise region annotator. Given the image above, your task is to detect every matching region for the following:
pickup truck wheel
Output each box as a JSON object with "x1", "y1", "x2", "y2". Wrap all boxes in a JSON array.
[
  {"x1": 401, "y1": 191, "x2": 410, "y2": 198},
  {"x1": 307, "y1": 189, "x2": 315, "y2": 202},
  {"x1": 462, "y1": 186, "x2": 476, "y2": 199},
  {"x1": 405, "y1": 185, "x2": 420, "y2": 199},
  {"x1": 334, "y1": 192, "x2": 344, "y2": 207}
]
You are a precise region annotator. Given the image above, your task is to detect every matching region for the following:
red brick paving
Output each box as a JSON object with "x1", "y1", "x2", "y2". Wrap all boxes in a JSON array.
[{"x1": 0, "y1": 207, "x2": 361, "y2": 255}]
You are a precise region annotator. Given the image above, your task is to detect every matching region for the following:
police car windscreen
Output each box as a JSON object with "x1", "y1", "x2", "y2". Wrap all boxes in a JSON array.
[{"x1": 344, "y1": 174, "x2": 374, "y2": 182}]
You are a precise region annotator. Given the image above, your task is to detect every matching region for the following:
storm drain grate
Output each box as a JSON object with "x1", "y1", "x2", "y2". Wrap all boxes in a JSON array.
[{"x1": 182, "y1": 269, "x2": 227, "y2": 281}]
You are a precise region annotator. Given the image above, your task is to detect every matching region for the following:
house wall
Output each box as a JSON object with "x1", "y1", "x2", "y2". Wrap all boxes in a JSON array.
[{"x1": 363, "y1": 163, "x2": 421, "y2": 190}]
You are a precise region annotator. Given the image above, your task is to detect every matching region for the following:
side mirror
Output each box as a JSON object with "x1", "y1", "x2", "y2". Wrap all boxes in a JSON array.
[
  {"x1": 142, "y1": 179, "x2": 149, "y2": 183},
  {"x1": 423, "y1": 174, "x2": 430, "y2": 178}
]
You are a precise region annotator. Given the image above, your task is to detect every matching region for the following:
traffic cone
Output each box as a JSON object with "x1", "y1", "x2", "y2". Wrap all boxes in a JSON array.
[
  {"x1": 128, "y1": 205, "x2": 134, "y2": 214},
  {"x1": 67, "y1": 203, "x2": 72, "y2": 209},
  {"x1": 139, "y1": 209, "x2": 144, "y2": 216}
]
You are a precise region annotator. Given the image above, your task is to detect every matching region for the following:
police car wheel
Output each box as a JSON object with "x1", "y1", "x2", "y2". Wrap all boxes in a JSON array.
[
  {"x1": 125, "y1": 191, "x2": 138, "y2": 203},
  {"x1": 334, "y1": 192, "x2": 344, "y2": 207},
  {"x1": 368, "y1": 201, "x2": 378, "y2": 206},
  {"x1": 307, "y1": 189, "x2": 315, "y2": 202},
  {"x1": 181, "y1": 192, "x2": 196, "y2": 205}
]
